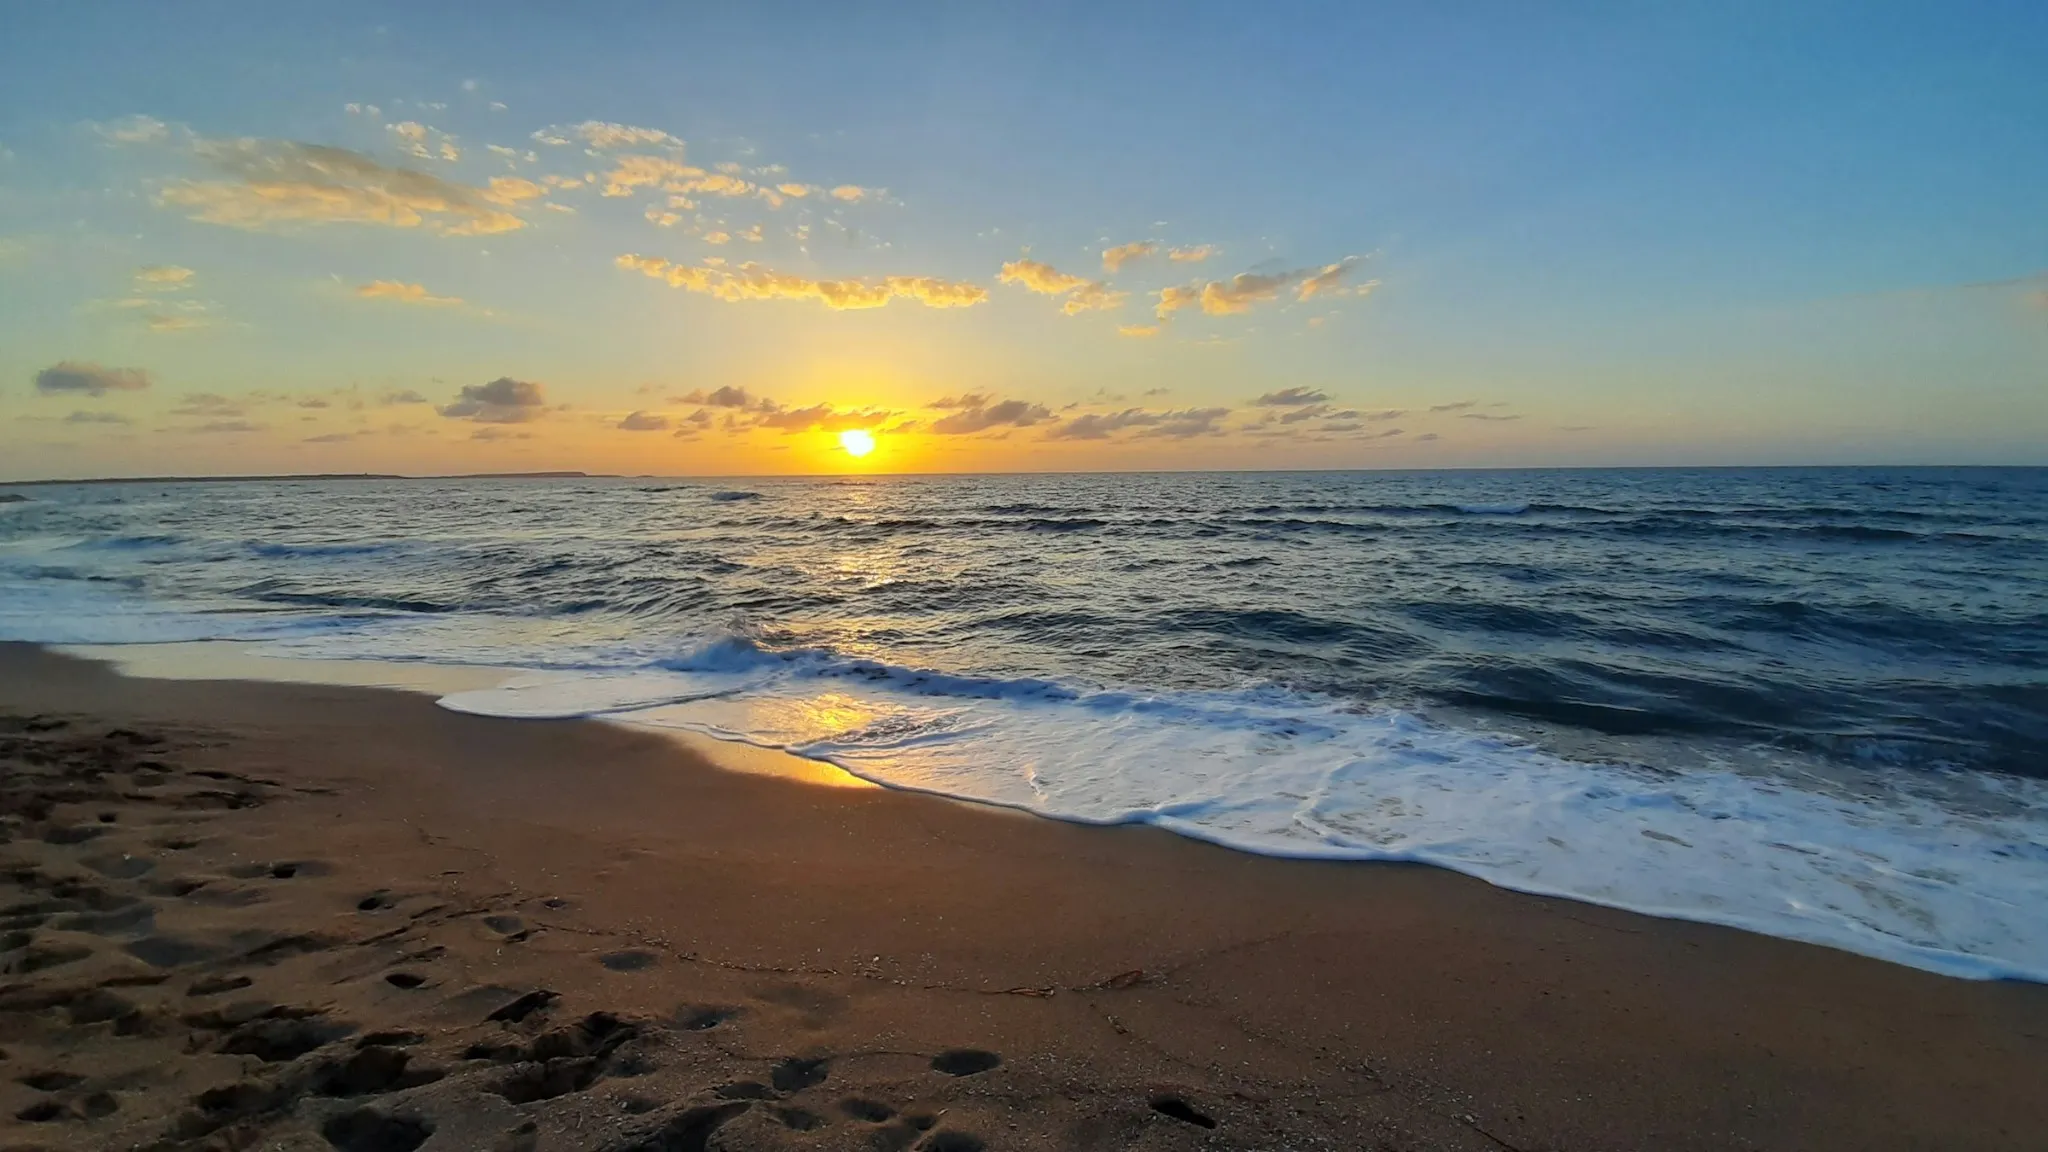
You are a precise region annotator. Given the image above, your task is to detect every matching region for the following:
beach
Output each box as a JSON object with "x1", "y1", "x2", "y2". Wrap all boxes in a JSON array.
[{"x1": 3, "y1": 644, "x2": 2044, "y2": 1151}]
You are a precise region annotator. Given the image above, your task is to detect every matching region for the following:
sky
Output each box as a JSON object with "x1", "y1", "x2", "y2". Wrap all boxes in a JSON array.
[{"x1": 1, "y1": 1, "x2": 2044, "y2": 479}]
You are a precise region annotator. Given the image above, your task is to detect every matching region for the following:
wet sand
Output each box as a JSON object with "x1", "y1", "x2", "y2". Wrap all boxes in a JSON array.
[{"x1": 2, "y1": 643, "x2": 2044, "y2": 1151}]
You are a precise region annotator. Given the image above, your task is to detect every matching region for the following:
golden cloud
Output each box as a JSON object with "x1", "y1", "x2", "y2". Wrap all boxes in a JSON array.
[
  {"x1": 1000, "y1": 259, "x2": 1124, "y2": 314},
  {"x1": 1101, "y1": 241, "x2": 1156, "y2": 272},
  {"x1": 387, "y1": 121, "x2": 459, "y2": 162},
  {"x1": 600, "y1": 155, "x2": 700, "y2": 197},
  {"x1": 617, "y1": 254, "x2": 987, "y2": 310},
  {"x1": 1168, "y1": 244, "x2": 1217, "y2": 263},
  {"x1": 1117, "y1": 324, "x2": 1161, "y2": 338},
  {"x1": 160, "y1": 140, "x2": 527, "y2": 235},
  {"x1": 484, "y1": 176, "x2": 546, "y2": 204},
  {"x1": 134, "y1": 265, "x2": 195, "y2": 290},
  {"x1": 356, "y1": 280, "x2": 462, "y2": 306},
  {"x1": 534, "y1": 122, "x2": 682, "y2": 150},
  {"x1": 1155, "y1": 257, "x2": 1366, "y2": 319},
  {"x1": 829, "y1": 185, "x2": 870, "y2": 202}
]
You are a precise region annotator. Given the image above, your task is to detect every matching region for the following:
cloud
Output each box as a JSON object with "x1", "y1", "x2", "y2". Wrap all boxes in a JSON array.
[
  {"x1": 928, "y1": 397, "x2": 1053, "y2": 434},
  {"x1": 535, "y1": 122, "x2": 682, "y2": 150},
  {"x1": 753, "y1": 404, "x2": 894, "y2": 433},
  {"x1": 1362, "y1": 409, "x2": 1406, "y2": 421},
  {"x1": 1459, "y1": 412, "x2": 1522, "y2": 422},
  {"x1": 617, "y1": 410, "x2": 670, "y2": 431},
  {"x1": 356, "y1": 280, "x2": 462, "y2": 306},
  {"x1": 1428, "y1": 400, "x2": 1476, "y2": 412},
  {"x1": 304, "y1": 432, "x2": 357, "y2": 443},
  {"x1": 187, "y1": 420, "x2": 265, "y2": 434},
  {"x1": 1118, "y1": 324, "x2": 1161, "y2": 338},
  {"x1": 439, "y1": 377, "x2": 548, "y2": 423},
  {"x1": 999, "y1": 259, "x2": 1090, "y2": 295},
  {"x1": 617, "y1": 254, "x2": 987, "y2": 310},
  {"x1": 1062, "y1": 282, "x2": 1126, "y2": 315},
  {"x1": 1046, "y1": 406, "x2": 1231, "y2": 440},
  {"x1": 94, "y1": 115, "x2": 171, "y2": 144},
  {"x1": 829, "y1": 185, "x2": 870, "y2": 202},
  {"x1": 297, "y1": 398, "x2": 330, "y2": 408},
  {"x1": 34, "y1": 361, "x2": 152, "y2": 396},
  {"x1": 64, "y1": 411, "x2": 132, "y2": 425},
  {"x1": 134, "y1": 265, "x2": 195, "y2": 291},
  {"x1": 470, "y1": 425, "x2": 532, "y2": 441},
  {"x1": 1168, "y1": 244, "x2": 1217, "y2": 263},
  {"x1": 1102, "y1": 241, "x2": 1156, "y2": 273},
  {"x1": 387, "y1": 121, "x2": 459, "y2": 162},
  {"x1": 600, "y1": 155, "x2": 699, "y2": 197},
  {"x1": 1155, "y1": 257, "x2": 1367, "y2": 319},
  {"x1": 998, "y1": 259, "x2": 1124, "y2": 315},
  {"x1": 381, "y1": 389, "x2": 429, "y2": 406},
  {"x1": 678, "y1": 386, "x2": 763, "y2": 409},
  {"x1": 160, "y1": 139, "x2": 528, "y2": 235},
  {"x1": 171, "y1": 393, "x2": 243, "y2": 416},
  {"x1": 1253, "y1": 387, "x2": 1330, "y2": 407},
  {"x1": 485, "y1": 176, "x2": 545, "y2": 203}
]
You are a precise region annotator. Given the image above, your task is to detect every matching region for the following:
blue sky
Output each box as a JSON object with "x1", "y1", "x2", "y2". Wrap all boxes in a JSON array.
[{"x1": 1, "y1": 1, "x2": 2043, "y2": 477}]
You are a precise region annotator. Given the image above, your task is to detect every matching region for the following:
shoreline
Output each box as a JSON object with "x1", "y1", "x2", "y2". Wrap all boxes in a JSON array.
[{"x1": 4, "y1": 642, "x2": 2047, "y2": 1150}]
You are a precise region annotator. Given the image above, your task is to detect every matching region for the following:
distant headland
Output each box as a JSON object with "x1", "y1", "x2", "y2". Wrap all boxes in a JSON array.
[{"x1": 0, "y1": 472, "x2": 606, "y2": 488}]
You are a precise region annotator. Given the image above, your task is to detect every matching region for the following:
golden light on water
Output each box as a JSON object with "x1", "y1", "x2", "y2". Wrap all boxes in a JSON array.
[{"x1": 839, "y1": 428, "x2": 877, "y2": 457}]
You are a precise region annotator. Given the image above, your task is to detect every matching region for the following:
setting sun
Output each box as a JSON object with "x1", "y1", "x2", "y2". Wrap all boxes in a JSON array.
[{"x1": 838, "y1": 428, "x2": 877, "y2": 457}]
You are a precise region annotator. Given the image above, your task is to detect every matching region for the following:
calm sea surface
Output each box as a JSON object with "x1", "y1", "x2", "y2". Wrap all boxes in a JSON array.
[{"x1": 3, "y1": 468, "x2": 2044, "y2": 978}]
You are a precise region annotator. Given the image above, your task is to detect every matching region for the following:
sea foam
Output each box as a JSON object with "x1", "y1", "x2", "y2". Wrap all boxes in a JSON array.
[{"x1": 440, "y1": 636, "x2": 2048, "y2": 983}]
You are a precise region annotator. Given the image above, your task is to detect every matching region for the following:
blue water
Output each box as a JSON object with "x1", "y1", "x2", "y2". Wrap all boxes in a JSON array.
[{"x1": 2, "y1": 468, "x2": 2045, "y2": 978}]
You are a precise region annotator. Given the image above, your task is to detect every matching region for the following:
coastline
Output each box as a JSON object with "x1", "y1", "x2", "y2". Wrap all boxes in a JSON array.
[{"x1": 3, "y1": 642, "x2": 2045, "y2": 1150}]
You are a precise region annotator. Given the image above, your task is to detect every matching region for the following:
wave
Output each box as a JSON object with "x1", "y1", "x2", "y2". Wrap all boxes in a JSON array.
[
  {"x1": 246, "y1": 541, "x2": 402, "y2": 559},
  {"x1": 435, "y1": 631, "x2": 2048, "y2": 983},
  {"x1": 707, "y1": 490, "x2": 764, "y2": 502}
]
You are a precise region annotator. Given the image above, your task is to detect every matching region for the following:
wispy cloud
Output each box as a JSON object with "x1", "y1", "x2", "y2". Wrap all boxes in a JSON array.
[
  {"x1": 387, "y1": 121, "x2": 460, "y2": 162},
  {"x1": 133, "y1": 265, "x2": 195, "y2": 291},
  {"x1": 754, "y1": 403, "x2": 895, "y2": 433},
  {"x1": 356, "y1": 280, "x2": 462, "y2": 306},
  {"x1": 678, "y1": 386, "x2": 767, "y2": 409},
  {"x1": 1046, "y1": 407, "x2": 1231, "y2": 440},
  {"x1": 617, "y1": 254, "x2": 987, "y2": 310},
  {"x1": 1428, "y1": 400, "x2": 1475, "y2": 412},
  {"x1": 1155, "y1": 257, "x2": 1368, "y2": 320},
  {"x1": 92, "y1": 115, "x2": 171, "y2": 144},
  {"x1": 1253, "y1": 387, "x2": 1329, "y2": 407},
  {"x1": 160, "y1": 138, "x2": 529, "y2": 235},
  {"x1": 533, "y1": 121, "x2": 682, "y2": 150},
  {"x1": 617, "y1": 410, "x2": 670, "y2": 431},
  {"x1": 1168, "y1": 244, "x2": 1217, "y2": 263},
  {"x1": 1118, "y1": 324, "x2": 1161, "y2": 338}
]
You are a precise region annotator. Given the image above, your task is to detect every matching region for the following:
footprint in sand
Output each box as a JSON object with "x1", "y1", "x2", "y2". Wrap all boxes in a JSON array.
[{"x1": 598, "y1": 949, "x2": 657, "y2": 972}]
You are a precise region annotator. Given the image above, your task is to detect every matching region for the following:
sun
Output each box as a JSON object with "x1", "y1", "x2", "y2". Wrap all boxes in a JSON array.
[{"x1": 838, "y1": 428, "x2": 877, "y2": 458}]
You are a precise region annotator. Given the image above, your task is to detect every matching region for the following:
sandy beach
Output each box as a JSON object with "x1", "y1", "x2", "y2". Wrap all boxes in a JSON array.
[{"x1": 3, "y1": 642, "x2": 2045, "y2": 1151}]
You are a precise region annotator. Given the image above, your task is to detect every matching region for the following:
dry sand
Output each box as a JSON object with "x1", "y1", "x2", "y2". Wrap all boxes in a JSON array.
[{"x1": 1, "y1": 643, "x2": 2044, "y2": 1151}]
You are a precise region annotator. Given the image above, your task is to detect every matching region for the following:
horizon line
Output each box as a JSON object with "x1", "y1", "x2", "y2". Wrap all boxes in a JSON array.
[{"x1": 4, "y1": 462, "x2": 2045, "y2": 487}]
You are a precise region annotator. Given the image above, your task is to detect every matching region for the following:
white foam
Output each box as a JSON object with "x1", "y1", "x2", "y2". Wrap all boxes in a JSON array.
[{"x1": 440, "y1": 646, "x2": 2048, "y2": 982}]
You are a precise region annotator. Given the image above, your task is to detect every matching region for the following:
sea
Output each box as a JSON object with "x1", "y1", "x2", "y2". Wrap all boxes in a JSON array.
[{"x1": 2, "y1": 468, "x2": 2044, "y2": 980}]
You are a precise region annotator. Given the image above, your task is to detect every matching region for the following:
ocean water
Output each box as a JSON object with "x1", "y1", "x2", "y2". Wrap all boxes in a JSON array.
[{"x1": 2, "y1": 468, "x2": 2045, "y2": 979}]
